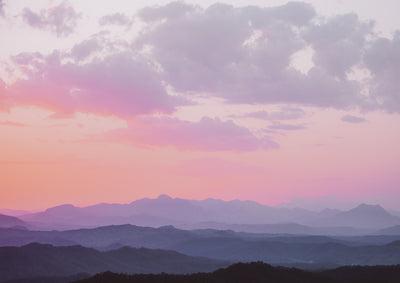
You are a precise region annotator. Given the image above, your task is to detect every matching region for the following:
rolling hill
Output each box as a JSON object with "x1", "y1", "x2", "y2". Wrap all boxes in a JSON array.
[
  {"x1": 0, "y1": 214, "x2": 26, "y2": 228},
  {"x1": 74, "y1": 262, "x2": 400, "y2": 283},
  {"x1": 0, "y1": 243, "x2": 229, "y2": 282},
  {"x1": 1, "y1": 225, "x2": 400, "y2": 266}
]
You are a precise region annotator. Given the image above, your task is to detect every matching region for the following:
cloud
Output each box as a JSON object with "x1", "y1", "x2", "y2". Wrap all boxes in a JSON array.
[
  {"x1": 304, "y1": 13, "x2": 373, "y2": 78},
  {"x1": 268, "y1": 122, "x2": 306, "y2": 131},
  {"x1": 6, "y1": 50, "x2": 182, "y2": 117},
  {"x1": 70, "y1": 39, "x2": 101, "y2": 60},
  {"x1": 107, "y1": 116, "x2": 278, "y2": 152},
  {"x1": 364, "y1": 31, "x2": 400, "y2": 113},
  {"x1": 0, "y1": 0, "x2": 5, "y2": 17},
  {"x1": 135, "y1": 2, "x2": 370, "y2": 110},
  {"x1": 269, "y1": 107, "x2": 306, "y2": 120},
  {"x1": 138, "y1": 1, "x2": 197, "y2": 22},
  {"x1": 22, "y1": 3, "x2": 80, "y2": 36},
  {"x1": 341, "y1": 114, "x2": 367, "y2": 123},
  {"x1": 233, "y1": 107, "x2": 306, "y2": 120},
  {"x1": 99, "y1": 13, "x2": 133, "y2": 27},
  {"x1": 0, "y1": 120, "x2": 26, "y2": 127},
  {"x1": 235, "y1": 110, "x2": 270, "y2": 120}
]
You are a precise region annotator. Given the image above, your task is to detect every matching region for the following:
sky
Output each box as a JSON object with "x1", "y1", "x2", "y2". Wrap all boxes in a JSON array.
[{"x1": 0, "y1": 0, "x2": 399, "y2": 211}]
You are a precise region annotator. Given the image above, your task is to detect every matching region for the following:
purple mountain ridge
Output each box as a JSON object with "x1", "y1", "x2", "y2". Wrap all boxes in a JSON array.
[
  {"x1": 0, "y1": 214, "x2": 26, "y2": 228},
  {"x1": 375, "y1": 225, "x2": 400, "y2": 235},
  {"x1": 18, "y1": 195, "x2": 400, "y2": 231},
  {"x1": 310, "y1": 204, "x2": 400, "y2": 229}
]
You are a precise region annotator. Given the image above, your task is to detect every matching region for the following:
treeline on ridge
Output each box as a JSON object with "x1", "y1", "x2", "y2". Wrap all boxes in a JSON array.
[{"x1": 74, "y1": 262, "x2": 400, "y2": 283}]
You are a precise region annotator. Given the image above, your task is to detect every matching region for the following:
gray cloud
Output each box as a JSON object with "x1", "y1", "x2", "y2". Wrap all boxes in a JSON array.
[
  {"x1": 268, "y1": 122, "x2": 306, "y2": 131},
  {"x1": 22, "y1": 3, "x2": 80, "y2": 36},
  {"x1": 364, "y1": 31, "x2": 400, "y2": 113},
  {"x1": 99, "y1": 13, "x2": 133, "y2": 26},
  {"x1": 341, "y1": 114, "x2": 367, "y2": 123},
  {"x1": 135, "y1": 2, "x2": 368, "y2": 110},
  {"x1": 70, "y1": 39, "x2": 101, "y2": 60},
  {"x1": 0, "y1": 0, "x2": 5, "y2": 17},
  {"x1": 304, "y1": 13, "x2": 373, "y2": 79},
  {"x1": 268, "y1": 107, "x2": 306, "y2": 120},
  {"x1": 138, "y1": 1, "x2": 197, "y2": 22},
  {"x1": 233, "y1": 107, "x2": 306, "y2": 120}
]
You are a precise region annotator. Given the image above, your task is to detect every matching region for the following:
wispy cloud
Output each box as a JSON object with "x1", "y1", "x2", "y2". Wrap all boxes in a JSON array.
[
  {"x1": 106, "y1": 116, "x2": 279, "y2": 152},
  {"x1": 0, "y1": 120, "x2": 26, "y2": 127},
  {"x1": 341, "y1": 115, "x2": 367, "y2": 123},
  {"x1": 232, "y1": 107, "x2": 306, "y2": 121},
  {"x1": 268, "y1": 122, "x2": 306, "y2": 131}
]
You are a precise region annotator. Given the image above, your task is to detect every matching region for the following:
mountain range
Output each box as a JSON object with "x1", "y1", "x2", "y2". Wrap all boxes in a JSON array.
[
  {"x1": 2, "y1": 201, "x2": 400, "y2": 283},
  {"x1": 14, "y1": 195, "x2": 400, "y2": 232},
  {"x1": 1, "y1": 224, "x2": 400, "y2": 266},
  {"x1": 2, "y1": 241, "x2": 400, "y2": 283}
]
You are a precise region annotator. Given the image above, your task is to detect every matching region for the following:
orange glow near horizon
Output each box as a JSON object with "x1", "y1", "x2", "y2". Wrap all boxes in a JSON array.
[{"x1": 1, "y1": 106, "x2": 400, "y2": 210}]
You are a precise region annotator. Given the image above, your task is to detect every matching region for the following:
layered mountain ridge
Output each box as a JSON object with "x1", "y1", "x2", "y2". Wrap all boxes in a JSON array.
[{"x1": 16, "y1": 195, "x2": 400, "y2": 231}]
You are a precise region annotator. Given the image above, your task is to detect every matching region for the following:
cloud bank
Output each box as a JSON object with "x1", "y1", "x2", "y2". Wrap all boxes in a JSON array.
[
  {"x1": 135, "y1": 2, "x2": 369, "y2": 109},
  {"x1": 7, "y1": 50, "x2": 180, "y2": 117},
  {"x1": 1, "y1": 1, "x2": 399, "y2": 152}
]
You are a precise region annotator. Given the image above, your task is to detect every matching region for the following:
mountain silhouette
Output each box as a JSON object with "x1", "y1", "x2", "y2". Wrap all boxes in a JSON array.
[
  {"x1": 1, "y1": 224, "x2": 400, "y2": 266},
  {"x1": 19, "y1": 196, "x2": 400, "y2": 231},
  {"x1": 312, "y1": 204, "x2": 400, "y2": 229},
  {"x1": 0, "y1": 243, "x2": 229, "y2": 282},
  {"x1": 0, "y1": 214, "x2": 26, "y2": 228},
  {"x1": 375, "y1": 225, "x2": 400, "y2": 235},
  {"x1": 72, "y1": 262, "x2": 400, "y2": 283}
]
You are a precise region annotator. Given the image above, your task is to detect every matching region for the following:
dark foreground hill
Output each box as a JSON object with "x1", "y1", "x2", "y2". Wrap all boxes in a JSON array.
[
  {"x1": 74, "y1": 262, "x2": 400, "y2": 283},
  {"x1": 0, "y1": 243, "x2": 229, "y2": 282}
]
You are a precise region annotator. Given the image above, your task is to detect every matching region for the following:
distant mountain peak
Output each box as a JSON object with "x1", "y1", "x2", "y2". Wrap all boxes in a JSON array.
[
  {"x1": 0, "y1": 214, "x2": 26, "y2": 228},
  {"x1": 157, "y1": 194, "x2": 172, "y2": 200},
  {"x1": 350, "y1": 203, "x2": 387, "y2": 214},
  {"x1": 158, "y1": 225, "x2": 177, "y2": 230},
  {"x1": 44, "y1": 204, "x2": 78, "y2": 213},
  {"x1": 357, "y1": 203, "x2": 382, "y2": 208}
]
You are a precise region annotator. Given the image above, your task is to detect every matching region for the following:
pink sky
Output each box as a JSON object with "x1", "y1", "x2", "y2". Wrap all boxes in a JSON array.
[{"x1": 0, "y1": 0, "x2": 400, "y2": 210}]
